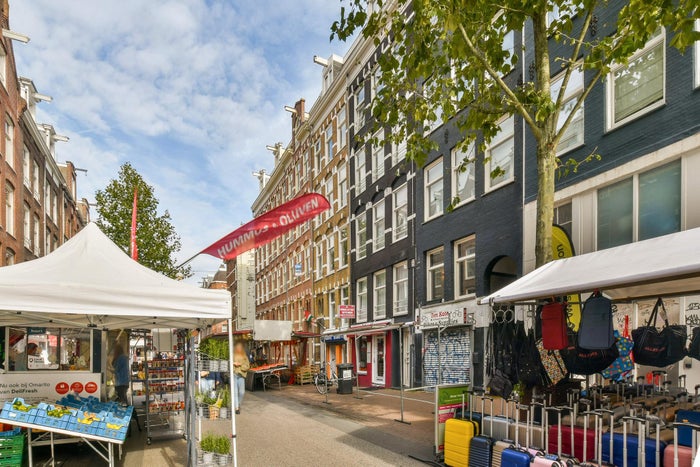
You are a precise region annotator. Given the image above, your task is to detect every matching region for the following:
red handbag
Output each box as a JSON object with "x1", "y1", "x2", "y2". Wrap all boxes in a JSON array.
[{"x1": 541, "y1": 302, "x2": 568, "y2": 350}]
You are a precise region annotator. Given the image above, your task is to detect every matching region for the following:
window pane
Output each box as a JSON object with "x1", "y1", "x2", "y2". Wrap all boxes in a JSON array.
[
  {"x1": 489, "y1": 138, "x2": 514, "y2": 186},
  {"x1": 597, "y1": 178, "x2": 633, "y2": 249},
  {"x1": 614, "y1": 40, "x2": 664, "y2": 122},
  {"x1": 639, "y1": 160, "x2": 681, "y2": 240},
  {"x1": 453, "y1": 145, "x2": 476, "y2": 203}
]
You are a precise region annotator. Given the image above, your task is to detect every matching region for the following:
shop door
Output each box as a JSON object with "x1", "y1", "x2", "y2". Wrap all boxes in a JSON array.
[
  {"x1": 372, "y1": 335, "x2": 385, "y2": 385},
  {"x1": 402, "y1": 331, "x2": 411, "y2": 387}
]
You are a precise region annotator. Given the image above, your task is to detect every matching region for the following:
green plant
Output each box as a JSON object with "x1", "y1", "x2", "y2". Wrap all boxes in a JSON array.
[
  {"x1": 203, "y1": 394, "x2": 217, "y2": 406},
  {"x1": 200, "y1": 433, "x2": 217, "y2": 453},
  {"x1": 218, "y1": 386, "x2": 231, "y2": 409},
  {"x1": 195, "y1": 391, "x2": 206, "y2": 405},
  {"x1": 214, "y1": 436, "x2": 230, "y2": 455}
]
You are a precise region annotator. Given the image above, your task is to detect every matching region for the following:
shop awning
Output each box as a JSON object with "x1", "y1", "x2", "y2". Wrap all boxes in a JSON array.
[
  {"x1": 480, "y1": 227, "x2": 700, "y2": 305},
  {"x1": 0, "y1": 223, "x2": 230, "y2": 329}
]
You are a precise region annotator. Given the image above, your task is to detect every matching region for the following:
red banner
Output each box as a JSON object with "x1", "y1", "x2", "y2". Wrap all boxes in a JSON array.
[{"x1": 201, "y1": 193, "x2": 330, "y2": 261}]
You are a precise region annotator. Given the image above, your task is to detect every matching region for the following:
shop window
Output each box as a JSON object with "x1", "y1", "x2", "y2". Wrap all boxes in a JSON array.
[
  {"x1": 8, "y1": 327, "x2": 91, "y2": 372},
  {"x1": 358, "y1": 336, "x2": 368, "y2": 372}
]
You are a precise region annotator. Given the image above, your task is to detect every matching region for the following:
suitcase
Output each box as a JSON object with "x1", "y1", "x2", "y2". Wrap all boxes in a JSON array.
[
  {"x1": 548, "y1": 422, "x2": 596, "y2": 462},
  {"x1": 666, "y1": 421, "x2": 700, "y2": 467},
  {"x1": 578, "y1": 292, "x2": 614, "y2": 350},
  {"x1": 675, "y1": 410, "x2": 700, "y2": 447},
  {"x1": 601, "y1": 416, "x2": 666, "y2": 467},
  {"x1": 483, "y1": 395, "x2": 513, "y2": 441},
  {"x1": 469, "y1": 393, "x2": 493, "y2": 467},
  {"x1": 492, "y1": 440, "x2": 512, "y2": 467},
  {"x1": 541, "y1": 302, "x2": 568, "y2": 350},
  {"x1": 445, "y1": 418, "x2": 476, "y2": 467},
  {"x1": 501, "y1": 446, "x2": 531, "y2": 467}
]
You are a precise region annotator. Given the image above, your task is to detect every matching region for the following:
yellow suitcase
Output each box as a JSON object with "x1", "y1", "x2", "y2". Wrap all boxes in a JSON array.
[{"x1": 445, "y1": 418, "x2": 476, "y2": 467}]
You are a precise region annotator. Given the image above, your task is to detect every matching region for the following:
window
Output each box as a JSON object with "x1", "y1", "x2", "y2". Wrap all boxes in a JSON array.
[
  {"x1": 23, "y1": 203, "x2": 30, "y2": 248},
  {"x1": 0, "y1": 47, "x2": 5, "y2": 89},
  {"x1": 373, "y1": 199, "x2": 385, "y2": 251},
  {"x1": 5, "y1": 184, "x2": 14, "y2": 237},
  {"x1": 455, "y1": 237, "x2": 476, "y2": 297},
  {"x1": 339, "y1": 228, "x2": 349, "y2": 268},
  {"x1": 427, "y1": 247, "x2": 445, "y2": 301},
  {"x1": 695, "y1": 20, "x2": 700, "y2": 89},
  {"x1": 607, "y1": 28, "x2": 665, "y2": 129},
  {"x1": 33, "y1": 214, "x2": 40, "y2": 254},
  {"x1": 393, "y1": 262, "x2": 408, "y2": 315},
  {"x1": 23, "y1": 148, "x2": 30, "y2": 188},
  {"x1": 326, "y1": 234, "x2": 335, "y2": 274},
  {"x1": 355, "y1": 213, "x2": 367, "y2": 260},
  {"x1": 324, "y1": 176, "x2": 334, "y2": 210},
  {"x1": 356, "y1": 278, "x2": 368, "y2": 323},
  {"x1": 338, "y1": 107, "x2": 347, "y2": 148},
  {"x1": 372, "y1": 129, "x2": 385, "y2": 182},
  {"x1": 358, "y1": 336, "x2": 368, "y2": 372},
  {"x1": 393, "y1": 184, "x2": 408, "y2": 241},
  {"x1": 325, "y1": 124, "x2": 335, "y2": 160},
  {"x1": 338, "y1": 163, "x2": 348, "y2": 208},
  {"x1": 553, "y1": 203, "x2": 573, "y2": 240},
  {"x1": 52, "y1": 190, "x2": 57, "y2": 220},
  {"x1": 485, "y1": 115, "x2": 515, "y2": 190},
  {"x1": 424, "y1": 158, "x2": 444, "y2": 220},
  {"x1": 314, "y1": 140, "x2": 322, "y2": 172},
  {"x1": 33, "y1": 165, "x2": 40, "y2": 200},
  {"x1": 552, "y1": 67, "x2": 584, "y2": 155},
  {"x1": 354, "y1": 84, "x2": 366, "y2": 129},
  {"x1": 5, "y1": 248, "x2": 14, "y2": 265},
  {"x1": 597, "y1": 160, "x2": 680, "y2": 250},
  {"x1": 355, "y1": 150, "x2": 367, "y2": 192},
  {"x1": 5, "y1": 118, "x2": 13, "y2": 169},
  {"x1": 392, "y1": 130, "x2": 407, "y2": 167},
  {"x1": 452, "y1": 144, "x2": 476, "y2": 206},
  {"x1": 316, "y1": 245, "x2": 324, "y2": 279},
  {"x1": 328, "y1": 292, "x2": 336, "y2": 329},
  {"x1": 374, "y1": 270, "x2": 386, "y2": 319}
]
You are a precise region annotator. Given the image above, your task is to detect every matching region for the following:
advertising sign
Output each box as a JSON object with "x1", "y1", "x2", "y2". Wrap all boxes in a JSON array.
[
  {"x1": 434, "y1": 384, "x2": 470, "y2": 454},
  {"x1": 552, "y1": 224, "x2": 581, "y2": 330},
  {"x1": 0, "y1": 373, "x2": 101, "y2": 401},
  {"x1": 419, "y1": 308, "x2": 469, "y2": 329},
  {"x1": 338, "y1": 305, "x2": 355, "y2": 319}
]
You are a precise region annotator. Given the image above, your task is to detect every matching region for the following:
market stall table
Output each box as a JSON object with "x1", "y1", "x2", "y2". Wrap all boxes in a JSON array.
[{"x1": 248, "y1": 364, "x2": 288, "y2": 392}]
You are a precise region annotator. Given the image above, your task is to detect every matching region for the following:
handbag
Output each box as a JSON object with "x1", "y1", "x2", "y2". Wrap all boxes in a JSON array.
[
  {"x1": 540, "y1": 302, "x2": 569, "y2": 350},
  {"x1": 601, "y1": 330, "x2": 634, "y2": 380},
  {"x1": 688, "y1": 327, "x2": 700, "y2": 361},
  {"x1": 560, "y1": 332, "x2": 619, "y2": 376},
  {"x1": 488, "y1": 369, "x2": 514, "y2": 399},
  {"x1": 578, "y1": 291, "x2": 614, "y2": 350},
  {"x1": 517, "y1": 327, "x2": 546, "y2": 387},
  {"x1": 631, "y1": 298, "x2": 687, "y2": 367},
  {"x1": 536, "y1": 338, "x2": 567, "y2": 386}
]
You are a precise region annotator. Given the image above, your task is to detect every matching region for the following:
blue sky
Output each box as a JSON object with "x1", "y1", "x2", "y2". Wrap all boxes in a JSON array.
[{"x1": 11, "y1": 1, "x2": 352, "y2": 282}]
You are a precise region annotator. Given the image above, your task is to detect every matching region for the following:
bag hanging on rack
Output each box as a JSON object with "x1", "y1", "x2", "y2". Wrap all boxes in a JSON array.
[
  {"x1": 577, "y1": 291, "x2": 614, "y2": 349},
  {"x1": 631, "y1": 297, "x2": 687, "y2": 367},
  {"x1": 600, "y1": 330, "x2": 634, "y2": 380},
  {"x1": 516, "y1": 326, "x2": 546, "y2": 387},
  {"x1": 540, "y1": 301, "x2": 568, "y2": 350},
  {"x1": 536, "y1": 338, "x2": 567, "y2": 385},
  {"x1": 689, "y1": 327, "x2": 700, "y2": 361},
  {"x1": 559, "y1": 332, "x2": 619, "y2": 375}
]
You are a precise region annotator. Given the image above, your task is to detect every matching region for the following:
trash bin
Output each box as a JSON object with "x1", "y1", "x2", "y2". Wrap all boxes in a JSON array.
[{"x1": 336, "y1": 363, "x2": 354, "y2": 395}]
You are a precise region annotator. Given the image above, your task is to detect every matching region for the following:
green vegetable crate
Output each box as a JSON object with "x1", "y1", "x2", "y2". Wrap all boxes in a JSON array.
[{"x1": 0, "y1": 429, "x2": 24, "y2": 467}]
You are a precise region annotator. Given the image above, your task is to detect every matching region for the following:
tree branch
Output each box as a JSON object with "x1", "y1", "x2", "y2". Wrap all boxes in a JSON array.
[
  {"x1": 553, "y1": 65, "x2": 604, "y2": 148},
  {"x1": 457, "y1": 22, "x2": 542, "y2": 140}
]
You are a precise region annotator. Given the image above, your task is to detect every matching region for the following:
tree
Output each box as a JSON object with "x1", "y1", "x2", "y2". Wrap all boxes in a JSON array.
[
  {"x1": 95, "y1": 163, "x2": 191, "y2": 278},
  {"x1": 332, "y1": 0, "x2": 699, "y2": 267}
]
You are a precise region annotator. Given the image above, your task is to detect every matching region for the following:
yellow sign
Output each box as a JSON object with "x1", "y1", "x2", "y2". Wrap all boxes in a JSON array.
[{"x1": 552, "y1": 225, "x2": 581, "y2": 330}]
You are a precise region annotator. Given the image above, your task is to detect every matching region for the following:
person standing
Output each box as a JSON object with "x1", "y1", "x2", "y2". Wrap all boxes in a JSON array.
[
  {"x1": 232, "y1": 342, "x2": 250, "y2": 414},
  {"x1": 112, "y1": 344, "x2": 130, "y2": 405}
]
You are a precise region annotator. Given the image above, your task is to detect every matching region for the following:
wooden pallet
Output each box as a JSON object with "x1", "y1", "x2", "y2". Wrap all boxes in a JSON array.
[{"x1": 294, "y1": 365, "x2": 319, "y2": 385}]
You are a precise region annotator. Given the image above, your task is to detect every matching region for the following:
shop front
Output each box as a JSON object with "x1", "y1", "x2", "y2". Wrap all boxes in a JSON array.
[{"x1": 348, "y1": 322, "x2": 399, "y2": 388}]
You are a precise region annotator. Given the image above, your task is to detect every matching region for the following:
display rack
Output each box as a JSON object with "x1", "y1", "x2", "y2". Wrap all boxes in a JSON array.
[{"x1": 130, "y1": 330, "x2": 186, "y2": 445}]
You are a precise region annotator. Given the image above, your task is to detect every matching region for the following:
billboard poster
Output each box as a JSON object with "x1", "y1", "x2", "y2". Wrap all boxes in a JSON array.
[{"x1": 434, "y1": 384, "x2": 470, "y2": 454}]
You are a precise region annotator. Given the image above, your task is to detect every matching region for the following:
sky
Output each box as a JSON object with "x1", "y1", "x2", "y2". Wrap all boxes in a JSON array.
[{"x1": 10, "y1": 0, "x2": 352, "y2": 283}]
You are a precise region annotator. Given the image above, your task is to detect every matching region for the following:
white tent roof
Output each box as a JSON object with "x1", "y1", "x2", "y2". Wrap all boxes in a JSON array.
[
  {"x1": 481, "y1": 227, "x2": 700, "y2": 304},
  {"x1": 0, "y1": 223, "x2": 230, "y2": 329}
]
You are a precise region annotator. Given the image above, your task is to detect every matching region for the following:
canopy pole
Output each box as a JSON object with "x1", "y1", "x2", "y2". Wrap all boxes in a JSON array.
[
  {"x1": 228, "y1": 319, "x2": 238, "y2": 467},
  {"x1": 176, "y1": 252, "x2": 201, "y2": 270},
  {"x1": 395, "y1": 326, "x2": 410, "y2": 425}
]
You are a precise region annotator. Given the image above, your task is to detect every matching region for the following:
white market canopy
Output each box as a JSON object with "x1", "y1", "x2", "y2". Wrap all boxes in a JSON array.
[
  {"x1": 0, "y1": 223, "x2": 230, "y2": 329},
  {"x1": 481, "y1": 227, "x2": 700, "y2": 305}
]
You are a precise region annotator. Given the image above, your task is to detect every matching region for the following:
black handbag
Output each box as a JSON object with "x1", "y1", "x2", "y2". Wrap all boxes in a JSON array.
[
  {"x1": 488, "y1": 369, "x2": 514, "y2": 399},
  {"x1": 559, "y1": 332, "x2": 619, "y2": 376},
  {"x1": 631, "y1": 298, "x2": 687, "y2": 367},
  {"x1": 688, "y1": 327, "x2": 700, "y2": 361}
]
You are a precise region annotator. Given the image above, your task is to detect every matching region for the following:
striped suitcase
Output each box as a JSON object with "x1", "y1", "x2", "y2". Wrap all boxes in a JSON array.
[
  {"x1": 445, "y1": 418, "x2": 476, "y2": 467},
  {"x1": 492, "y1": 440, "x2": 513, "y2": 467},
  {"x1": 469, "y1": 393, "x2": 493, "y2": 467}
]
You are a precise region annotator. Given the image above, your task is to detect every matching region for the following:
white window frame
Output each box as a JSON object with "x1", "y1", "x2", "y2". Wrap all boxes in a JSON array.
[
  {"x1": 454, "y1": 236, "x2": 476, "y2": 299},
  {"x1": 392, "y1": 184, "x2": 408, "y2": 242},
  {"x1": 0, "y1": 47, "x2": 6, "y2": 89},
  {"x1": 426, "y1": 246, "x2": 445, "y2": 302},
  {"x1": 424, "y1": 157, "x2": 444, "y2": 221},
  {"x1": 373, "y1": 199, "x2": 386, "y2": 252},
  {"x1": 392, "y1": 129, "x2": 407, "y2": 167},
  {"x1": 5, "y1": 117, "x2": 13, "y2": 170},
  {"x1": 33, "y1": 213, "x2": 40, "y2": 255},
  {"x1": 339, "y1": 227, "x2": 349, "y2": 268},
  {"x1": 328, "y1": 291, "x2": 336, "y2": 329},
  {"x1": 552, "y1": 66, "x2": 585, "y2": 156},
  {"x1": 373, "y1": 270, "x2": 386, "y2": 320},
  {"x1": 355, "y1": 213, "x2": 367, "y2": 260},
  {"x1": 23, "y1": 203, "x2": 31, "y2": 249},
  {"x1": 485, "y1": 115, "x2": 515, "y2": 192},
  {"x1": 606, "y1": 28, "x2": 666, "y2": 130},
  {"x1": 355, "y1": 150, "x2": 367, "y2": 193},
  {"x1": 393, "y1": 261, "x2": 409, "y2": 316},
  {"x1": 338, "y1": 163, "x2": 348, "y2": 208},
  {"x1": 354, "y1": 85, "x2": 366, "y2": 130},
  {"x1": 694, "y1": 20, "x2": 700, "y2": 89},
  {"x1": 356, "y1": 278, "x2": 368, "y2": 323},
  {"x1": 451, "y1": 143, "x2": 476, "y2": 208},
  {"x1": 23, "y1": 148, "x2": 30, "y2": 188},
  {"x1": 338, "y1": 106, "x2": 347, "y2": 149},
  {"x1": 371, "y1": 129, "x2": 385, "y2": 182},
  {"x1": 5, "y1": 184, "x2": 14, "y2": 237},
  {"x1": 325, "y1": 123, "x2": 335, "y2": 160},
  {"x1": 326, "y1": 233, "x2": 335, "y2": 274}
]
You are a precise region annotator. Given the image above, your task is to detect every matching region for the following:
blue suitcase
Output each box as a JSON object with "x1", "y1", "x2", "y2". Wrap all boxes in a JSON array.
[
  {"x1": 468, "y1": 435, "x2": 493, "y2": 467},
  {"x1": 675, "y1": 410, "x2": 700, "y2": 447},
  {"x1": 501, "y1": 447, "x2": 531, "y2": 467}
]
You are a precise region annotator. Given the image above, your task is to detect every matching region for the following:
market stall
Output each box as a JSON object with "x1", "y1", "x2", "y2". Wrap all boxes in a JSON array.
[{"x1": 0, "y1": 223, "x2": 233, "y2": 466}]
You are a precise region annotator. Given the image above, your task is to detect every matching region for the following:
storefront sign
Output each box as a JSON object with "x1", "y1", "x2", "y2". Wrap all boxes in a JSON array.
[
  {"x1": 434, "y1": 384, "x2": 470, "y2": 454},
  {"x1": 0, "y1": 373, "x2": 101, "y2": 401},
  {"x1": 419, "y1": 308, "x2": 469, "y2": 328},
  {"x1": 27, "y1": 327, "x2": 46, "y2": 335},
  {"x1": 339, "y1": 305, "x2": 355, "y2": 319}
]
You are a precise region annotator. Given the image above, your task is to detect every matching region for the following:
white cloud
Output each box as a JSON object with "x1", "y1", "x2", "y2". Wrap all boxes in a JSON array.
[{"x1": 10, "y1": 0, "x2": 351, "y2": 283}]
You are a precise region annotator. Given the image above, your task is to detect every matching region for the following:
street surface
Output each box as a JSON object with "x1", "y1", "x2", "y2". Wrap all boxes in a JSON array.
[{"x1": 30, "y1": 385, "x2": 436, "y2": 466}]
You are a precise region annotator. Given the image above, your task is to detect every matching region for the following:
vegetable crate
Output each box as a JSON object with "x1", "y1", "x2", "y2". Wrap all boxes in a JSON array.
[
  {"x1": 0, "y1": 430, "x2": 24, "y2": 467},
  {"x1": 294, "y1": 365, "x2": 318, "y2": 385}
]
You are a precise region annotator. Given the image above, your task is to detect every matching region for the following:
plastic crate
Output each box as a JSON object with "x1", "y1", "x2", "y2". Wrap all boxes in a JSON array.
[{"x1": 0, "y1": 432, "x2": 24, "y2": 467}]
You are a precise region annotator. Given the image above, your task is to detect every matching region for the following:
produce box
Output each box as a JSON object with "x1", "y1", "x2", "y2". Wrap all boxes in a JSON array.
[{"x1": 0, "y1": 430, "x2": 24, "y2": 467}]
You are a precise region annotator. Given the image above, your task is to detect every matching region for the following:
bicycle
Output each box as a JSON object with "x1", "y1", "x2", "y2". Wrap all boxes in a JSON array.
[{"x1": 314, "y1": 366, "x2": 338, "y2": 394}]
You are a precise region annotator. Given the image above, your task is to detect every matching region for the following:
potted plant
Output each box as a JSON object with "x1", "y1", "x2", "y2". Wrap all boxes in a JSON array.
[
  {"x1": 214, "y1": 435, "x2": 230, "y2": 465},
  {"x1": 218, "y1": 386, "x2": 230, "y2": 419},
  {"x1": 200, "y1": 433, "x2": 217, "y2": 464}
]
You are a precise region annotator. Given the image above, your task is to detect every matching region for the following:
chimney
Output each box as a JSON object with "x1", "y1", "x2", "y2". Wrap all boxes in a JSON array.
[{"x1": 293, "y1": 99, "x2": 306, "y2": 128}]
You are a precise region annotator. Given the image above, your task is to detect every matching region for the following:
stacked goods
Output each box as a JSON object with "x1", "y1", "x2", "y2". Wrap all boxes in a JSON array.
[
  {"x1": 0, "y1": 427, "x2": 24, "y2": 467},
  {"x1": 294, "y1": 365, "x2": 319, "y2": 385}
]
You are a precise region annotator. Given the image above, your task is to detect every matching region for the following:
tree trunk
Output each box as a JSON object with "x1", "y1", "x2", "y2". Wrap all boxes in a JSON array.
[{"x1": 535, "y1": 141, "x2": 556, "y2": 268}]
